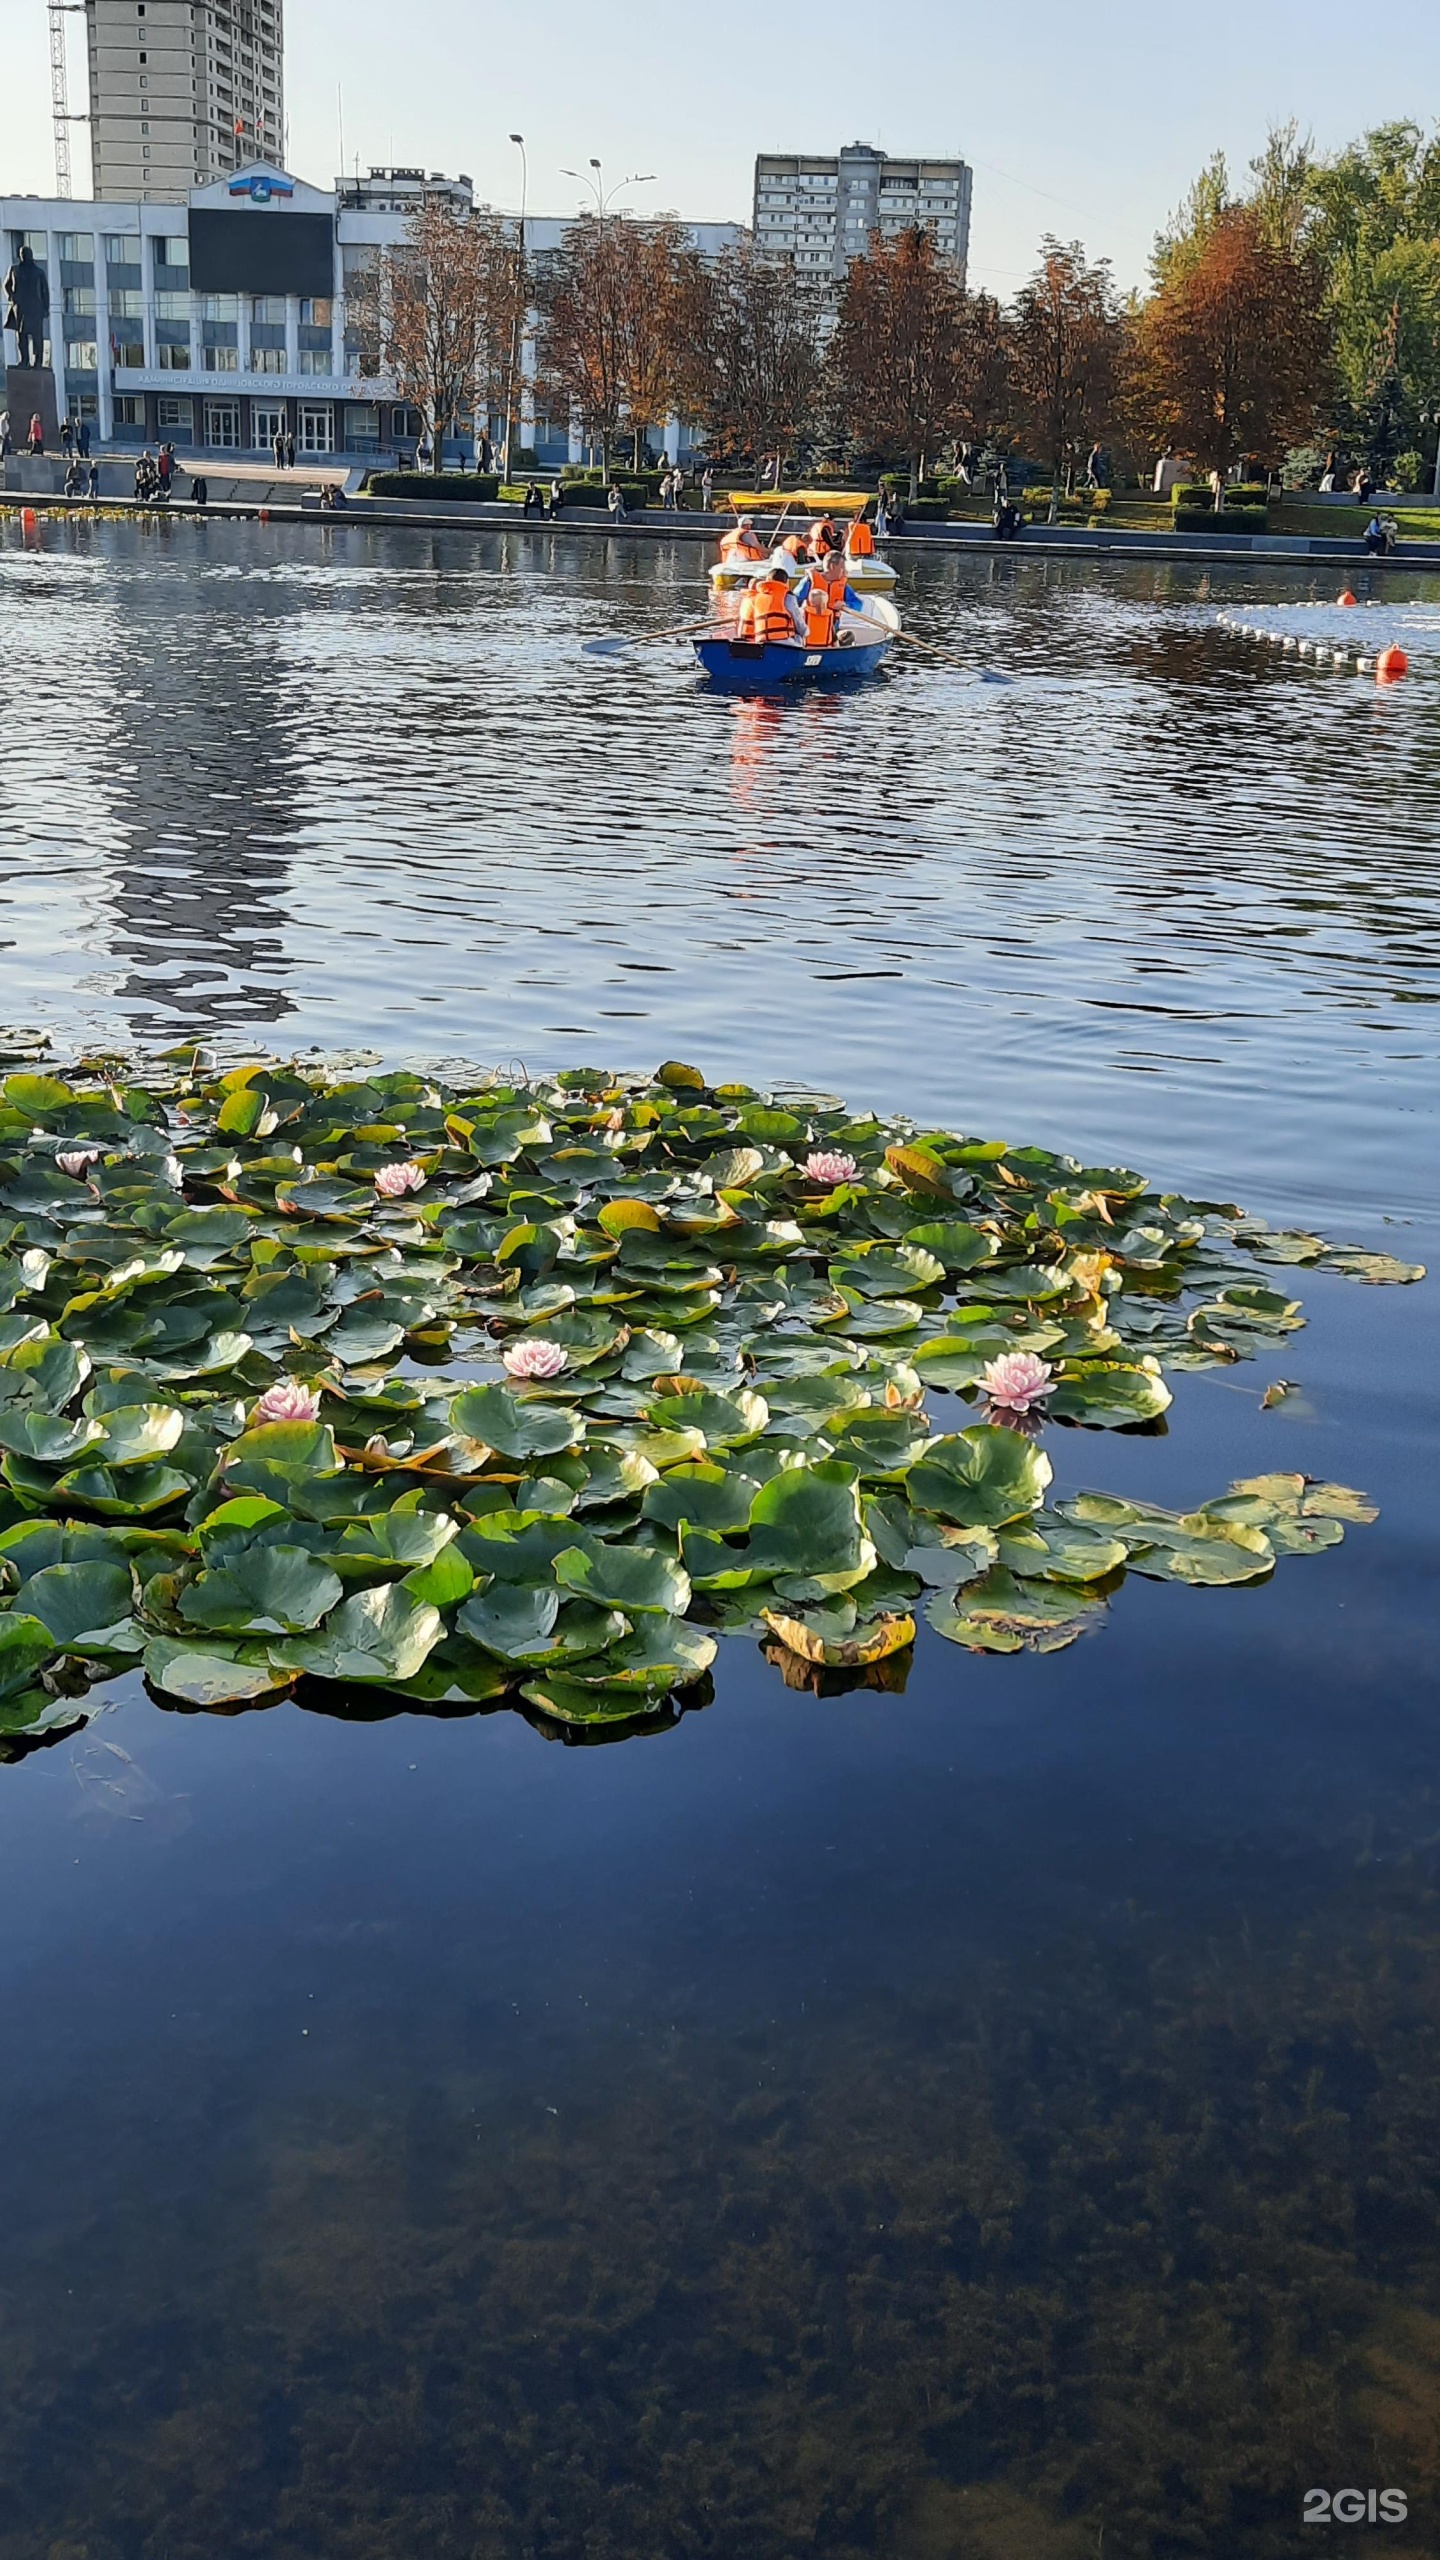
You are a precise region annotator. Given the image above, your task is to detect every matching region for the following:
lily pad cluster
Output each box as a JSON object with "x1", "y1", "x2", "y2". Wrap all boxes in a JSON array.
[{"x1": 0, "y1": 1053, "x2": 1413, "y2": 1752}]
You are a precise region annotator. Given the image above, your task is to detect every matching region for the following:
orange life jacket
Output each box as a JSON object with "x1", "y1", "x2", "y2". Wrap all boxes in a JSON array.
[
  {"x1": 847, "y1": 520, "x2": 875, "y2": 556},
  {"x1": 721, "y1": 527, "x2": 767, "y2": 560},
  {"x1": 738, "y1": 578, "x2": 796, "y2": 644},
  {"x1": 806, "y1": 520, "x2": 839, "y2": 561},
  {"x1": 780, "y1": 533, "x2": 806, "y2": 559},
  {"x1": 802, "y1": 570, "x2": 849, "y2": 648}
]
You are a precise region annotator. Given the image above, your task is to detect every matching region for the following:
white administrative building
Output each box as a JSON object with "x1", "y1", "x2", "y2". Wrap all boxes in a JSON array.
[{"x1": 1, "y1": 164, "x2": 740, "y2": 461}]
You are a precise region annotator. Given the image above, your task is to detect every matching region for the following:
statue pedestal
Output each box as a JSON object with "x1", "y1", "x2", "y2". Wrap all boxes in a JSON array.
[{"x1": 4, "y1": 367, "x2": 61, "y2": 453}]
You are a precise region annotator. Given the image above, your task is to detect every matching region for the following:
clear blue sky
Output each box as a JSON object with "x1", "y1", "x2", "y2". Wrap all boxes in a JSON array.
[{"x1": 13, "y1": 0, "x2": 1440, "y2": 295}]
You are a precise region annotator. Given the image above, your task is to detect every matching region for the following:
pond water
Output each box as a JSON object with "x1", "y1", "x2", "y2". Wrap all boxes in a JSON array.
[{"x1": 1, "y1": 518, "x2": 1439, "y2": 2559}]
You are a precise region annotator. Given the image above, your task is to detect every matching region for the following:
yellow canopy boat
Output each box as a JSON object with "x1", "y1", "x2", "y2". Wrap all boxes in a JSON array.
[{"x1": 709, "y1": 491, "x2": 898, "y2": 595}]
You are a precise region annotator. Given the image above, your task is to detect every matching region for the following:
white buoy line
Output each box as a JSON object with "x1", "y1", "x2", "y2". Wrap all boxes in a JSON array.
[{"x1": 1216, "y1": 609, "x2": 1410, "y2": 681}]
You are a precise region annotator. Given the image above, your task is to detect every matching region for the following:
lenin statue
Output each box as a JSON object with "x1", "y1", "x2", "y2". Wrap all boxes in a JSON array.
[{"x1": 4, "y1": 246, "x2": 50, "y2": 370}]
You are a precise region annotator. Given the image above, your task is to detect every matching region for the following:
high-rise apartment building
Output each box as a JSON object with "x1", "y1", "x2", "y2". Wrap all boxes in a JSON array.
[
  {"x1": 87, "y1": 0, "x2": 284, "y2": 203},
  {"x1": 753, "y1": 140, "x2": 972, "y2": 287}
]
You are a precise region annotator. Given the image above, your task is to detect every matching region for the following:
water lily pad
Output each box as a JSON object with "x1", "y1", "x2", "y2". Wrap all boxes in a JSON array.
[
  {"x1": 54, "y1": 1461, "x2": 193, "y2": 1516},
  {"x1": 180, "y1": 1543, "x2": 344, "y2": 1636},
  {"x1": 829, "y1": 1244, "x2": 946, "y2": 1298},
  {"x1": 761, "y1": 1608, "x2": 914, "y2": 1669},
  {"x1": 144, "y1": 1635, "x2": 291, "y2": 1705},
  {"x1": 907, "y1": 1427, "x2": 1052, "y2": 1528},
  {"x1": 1045, "y1": 1363, "x2": 1172, "y2": 1425},
  {"x1": 451, "y1": 1383, "x2": 581, "y2": 1461},
  {"x1": 0, "y1": 1407, "x2": 105, "y2": 1466},
  {"x1": 926, "y1": 1567, "x2": 1104, "y2": 1654},
  {"x1": 564, "y1": 1615, "x2": 717, "y2": 1690},
  {"x1": 92, "y1": 1402, "x2": 187, "y2": 1467},
  {"x1": 995, "y1": 1515, "x2": 1127, "y2": 1583},
  {"x1": 643, "y1": 1387, "x2": 768, "y2": 1448},
  {"x1": 457, "y1": 1583, "x2": 624, "y2": 1665},
  {"x1": 20, "y1": 1559, "x2": 136, "y2": 1650},
  {"x1": 553, "y1": 1537, "x2": 690, "y2": 1616},
  {"x1": 271, "y1": 1583, "x2": 443, "y2": 1683}
]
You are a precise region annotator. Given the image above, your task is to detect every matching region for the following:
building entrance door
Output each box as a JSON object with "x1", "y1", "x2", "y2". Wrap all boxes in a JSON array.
[
  {"x1": 297, "y1": 404, "x2": 333, "y2": 453},
  {"x1": 252, "y1": 402, "x2": 285, "y2": 450},
  {"x1": 203, "y1": 401, "x2": 239, "y2": 448}
]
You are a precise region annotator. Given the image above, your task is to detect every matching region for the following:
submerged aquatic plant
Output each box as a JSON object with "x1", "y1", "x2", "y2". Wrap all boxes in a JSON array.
[{"x1": 0, "y1": 1051, "x2": 1415, "y2": 1754}]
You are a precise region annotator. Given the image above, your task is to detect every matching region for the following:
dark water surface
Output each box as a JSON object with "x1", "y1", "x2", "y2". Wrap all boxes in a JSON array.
[{"x1": 1, "y1": 520, "x2": 1439, "y2": 2559}]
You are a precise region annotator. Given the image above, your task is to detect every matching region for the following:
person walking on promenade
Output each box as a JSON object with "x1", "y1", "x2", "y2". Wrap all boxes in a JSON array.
[
  {"x1": 60, "y1": 415, "x2": 73, "y2": 460},
  {"x1": 157, "y1": 442, "x2": 175, "y2": 497},
  {"x1": 285, "y1": 429, "x2": 296, "y2": 468},
  {"x1": 87, "y1": 456, "x2": 100, "y2": 499},
  {"x1": 77, "y1": 417, "x2": 91, "y2": 459},
  {"x1": 273, "y1": 425, "x2": 286, "y2": 471},
  {"x1": 28, "y1": 413, "x2": 44, "y2": 455},
  {"x1": 701, "y1": 465, "x2": 714, "y2": 512},
  {"x1": 606, "y1": 481, "x2": 626, "y2": 522}
]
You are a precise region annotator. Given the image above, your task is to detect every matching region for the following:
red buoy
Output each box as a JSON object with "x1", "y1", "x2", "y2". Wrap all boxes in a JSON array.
[
  {"x1": 1376, "y1": 645, "x2": 1409, "y2": 682},
  {"x1": 258, "y1": 506, "x2": 270, "y2": 523},
  {"x1": 1337, "y1": 589, "x2": 1357, "y2": 606}
]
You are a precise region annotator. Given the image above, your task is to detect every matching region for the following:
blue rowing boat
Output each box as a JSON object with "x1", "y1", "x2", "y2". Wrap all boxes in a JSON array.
[{"x1": 692, "y1": 631, "x2": 891, "y2": 689}]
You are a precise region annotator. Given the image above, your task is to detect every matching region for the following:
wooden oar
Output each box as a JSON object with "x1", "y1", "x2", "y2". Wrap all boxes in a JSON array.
[
  {"x1": 584, "y1": 617, "x2": 722, "y2": 657},
  {"x1": 889, "y1": 629, "x2": 1012, "y2": 682}
]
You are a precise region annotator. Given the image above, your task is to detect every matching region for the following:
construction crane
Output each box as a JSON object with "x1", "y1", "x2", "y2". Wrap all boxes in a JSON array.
[{"x1": 49, "y1": 0, "x2": 89, "y2": 199}]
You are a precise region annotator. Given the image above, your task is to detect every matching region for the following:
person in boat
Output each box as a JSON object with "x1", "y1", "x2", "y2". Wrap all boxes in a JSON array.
[
  {"x1": 737, "y1": 564, "x2": 804, "y2": 644},
  {"x1": 719, "y1": 515, "x2": 767, "y2": 562},
  {"x1": 778, "y1": 531, "x2": 808, "y2": 566},
  {"x1": 805, "y1": 517, "x2": 841, "y2": 561},
  {"x1": 846, "y1": 514, "x2": 876, "y2": 558},
  {"x1": 793, "y1": 549, "x2": 867, "y2": 648}
]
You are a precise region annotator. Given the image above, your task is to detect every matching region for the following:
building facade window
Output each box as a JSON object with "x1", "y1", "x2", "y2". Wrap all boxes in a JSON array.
[
  {"x1": 57, "y1": 230, "x2": 94, "y2": 261},
  {"x1": 65, "y1": 341, "x2": 100, "y2": 372},
  {"x1": 112, "y1": 393, "x2": 144, "y2": 427},
  {"x1": 157, "y1": 395, "x2": 194, "y2": 432}
]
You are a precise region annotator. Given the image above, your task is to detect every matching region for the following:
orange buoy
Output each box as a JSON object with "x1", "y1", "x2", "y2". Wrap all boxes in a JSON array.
[
  {"x1": 1337, "y1": 589, "x2": 1357, "y2": 606},
  {"x1": 1376, "y1": 644, "x2": 1409, "y2": 682},
  {"x1": 20, "y1": 506, "x2": 37, "y2": 529},
  {"x1": 258, "y1": 506, "x2": 270, "y2": 523}
]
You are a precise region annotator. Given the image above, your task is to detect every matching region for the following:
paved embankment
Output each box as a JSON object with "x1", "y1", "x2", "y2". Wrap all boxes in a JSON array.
[{"x1": 5, "y1": 484, "x2": 1439, "y2": 571}]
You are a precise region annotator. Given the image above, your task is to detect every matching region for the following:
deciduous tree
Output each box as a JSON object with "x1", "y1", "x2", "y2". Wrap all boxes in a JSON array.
[
  {"x1": 1127, "y1": 205, "x2": 1332, "y2": 496},
  {"x1": 832, "y1": 226, "x2": 977, "y2": 497},
  {"x1": 347, "y1": 199, "x2": 519, "y2": 474},
  {"x1": 671, "y1": 237, "x2": 821, "y2": 477},
  {"x1": 534, "y1": 214, "x2": 692, "y2": 474},
  {"x1": 1007, "y1": 238, "x2": 1124, "y2": 512}
]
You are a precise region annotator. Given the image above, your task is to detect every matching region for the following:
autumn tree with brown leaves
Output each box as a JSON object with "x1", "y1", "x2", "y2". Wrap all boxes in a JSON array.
[
  {"x1": 1007, "y1": 236, "x2": 1124, "y2": 512},
  {"x1": 671, "y1": 236, "x2": 822, "y2": 475},
  {"x1": 534, "y1": 213, "x2": 694, "y2": 473},
  {"x1": 347, "y1": 198, "x2": 520, "y2": 473},
  {"x1": 1127, "y1": 203, "x2": 1332, "y2": 494},
  {"x1": 832, "y1": 226, "x2": 987, "y2": 497}
]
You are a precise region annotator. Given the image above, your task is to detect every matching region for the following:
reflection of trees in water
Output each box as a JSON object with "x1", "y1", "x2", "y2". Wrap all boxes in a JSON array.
[
  {"x1": 1, "y1": 1846, "x2": 1438, "y2": 2558},
  {"x1": 101, "y1": 536, "x2": 301, "y2": 1037}
]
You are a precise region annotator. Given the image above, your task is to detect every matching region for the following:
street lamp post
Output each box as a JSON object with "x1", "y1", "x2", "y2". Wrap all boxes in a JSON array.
[
  {"x1": 501, "y1": 131, "x2": 528, "y2": 489},
  {"x1": 560, "y1": 158, "x2": 656, "y2": 219}
]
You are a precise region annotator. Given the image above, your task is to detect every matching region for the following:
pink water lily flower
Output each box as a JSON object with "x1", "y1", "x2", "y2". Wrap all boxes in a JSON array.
[
  {"x1": 803, "y1": 1149, "x2": 858, "y2": 1186},
  {"x1": 979, "y1": 1351, "x2": 1053, "y2": 1413},
  {"x1": 56, "y1": 1148, "x2": 101, "y2": 1179},
  {"x1": 374, "y1": 1160, "x2": 426, "y2": 1198},
  {"x1": 503, "y1": 1339, "x2": 568, "y2": 1381},
  {"x1": 252, "y1": 1377, "x2": 322, "y2": 1425}
]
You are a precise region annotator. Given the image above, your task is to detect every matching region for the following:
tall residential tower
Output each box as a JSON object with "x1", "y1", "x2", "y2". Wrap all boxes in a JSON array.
[
  {"x1": 752, "y1": 140, "x2": 972, "y2": 288},
  {"x1": 87, "y1": 0, "x2": 283, "y2": 202}
]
